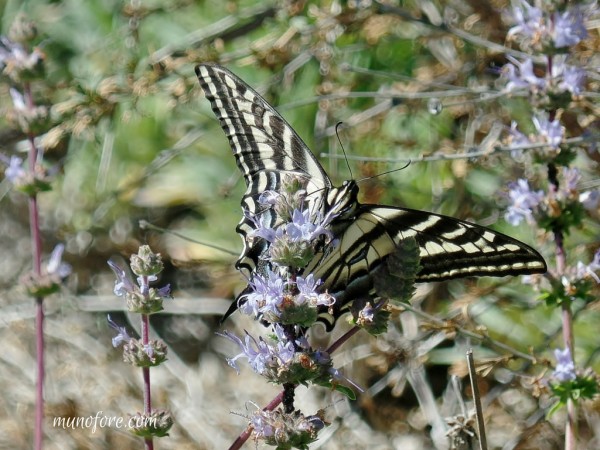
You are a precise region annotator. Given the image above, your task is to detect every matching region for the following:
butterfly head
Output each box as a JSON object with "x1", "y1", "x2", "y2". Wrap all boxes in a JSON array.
[{"x1": 324, "y1": 180, "x2": 360, "y2": 221}]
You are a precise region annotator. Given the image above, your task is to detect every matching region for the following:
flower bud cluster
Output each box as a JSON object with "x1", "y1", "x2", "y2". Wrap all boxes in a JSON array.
[
  {"x1": 248, "y1": 407, "x2": 326, "y2": 449},
  {"x1": 128, "y1": 409, "x2": 174, "y2": 439},
  {"x1": 547, "y1": 347, "x2": 599, "y2": 415},
  {"x1": 108, "y1": 246, "x2": 171, "y2": 314},
  {"x1": 22, "y1": 244, "x2": 71, "y2": 298}
]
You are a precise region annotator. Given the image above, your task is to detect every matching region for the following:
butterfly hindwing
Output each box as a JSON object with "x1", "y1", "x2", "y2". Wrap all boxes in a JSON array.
[{"x1": 308, "y1": 205, "x2": 547, "y2": 300}]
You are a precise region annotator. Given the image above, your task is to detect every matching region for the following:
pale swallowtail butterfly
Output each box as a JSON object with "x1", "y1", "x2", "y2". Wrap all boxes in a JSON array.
[{"x1": 195, "y1": 63, "x2": 547, "y2": 328}]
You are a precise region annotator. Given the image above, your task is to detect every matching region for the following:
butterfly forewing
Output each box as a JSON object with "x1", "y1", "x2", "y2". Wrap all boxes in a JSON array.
[
  {"x1": 195, "y1": 63, "x2": 547, "y2": 324},
  {"x1": 196, "y1": 63, "x2": 332, "y2": 275}
]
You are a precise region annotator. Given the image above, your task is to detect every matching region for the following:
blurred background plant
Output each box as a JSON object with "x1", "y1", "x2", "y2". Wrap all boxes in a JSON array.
[{"x1": 0, "y1": 0, "x2": 599, "y2": 449}]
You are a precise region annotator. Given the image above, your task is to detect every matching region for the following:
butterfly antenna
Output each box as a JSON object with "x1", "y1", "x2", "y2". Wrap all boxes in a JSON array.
[
  {"x1": 335, "y1": 122, "x2": 353, "y2": 180},
  {"x1": 356, "y1": 160, "x2": 412, "y2": 184}
]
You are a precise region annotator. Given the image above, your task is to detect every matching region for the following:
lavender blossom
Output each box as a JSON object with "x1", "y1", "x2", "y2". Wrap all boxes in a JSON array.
[
  {"x1": 4, "y1": 155, "x2": 26, "y2": 183},
  {"x1": 286, "y1": 208, "x2": 333, "y2": 243},
  {"x1": 505, "y1": 1, "x2": 588, "y2": 48},
  {"x1": 258, "y1": 190, "x2": 281, "y2": 206},
  {"x1": 220, "y1": 326, "x2": 295, "y2": 375},
  {"x1": 295, "y1": 274, "x2": 335, "y2": 307},
  {"x1": 247, "y1": 211, "x2": 281, "y2": 243},
  {"x1": 552, "y1": 57, "x2": 586, "y2": 95},
  {"x1": 107, "y1": 260, "x2": 137, "y2": 297},
  {"x1": 561, "y1": 166, "x2": 580, "y2": 193},
  {"x1": 552, "y1": 347, "x2": 576, "y2": 382},
  {"x1": 575, "y1": 249, "x2": 600, "y2": 283},
  {"x1": 239, "y1": 269, "x2": 285, "y2": 319},
  {"x1": 107, "y1": 315, "x2": 132, "y2": 347},
  {"x1": 579, "y1": 190, "x2": 600, "y2": 210},
  {"x1": 502, "y1": 57, "x2": 546, "y2": 92},
  {"x1": 532, "y1": 113, "x2": 563, "y2": 149},
  {"x1": 552, "y1": 8, "x2": 587, "y2": 48},
  {"x1": 46, "y1": 244, "x2": 72, "y2": 279},
  {"x1": 107, "y1": 251, "x2": 170, "y2": 314},
  {"x1": 0, "y1": 35, "x2": 43, "y2": 80},
  {"x1": 505, "y1": 179, "x2": 545, "y2": 226},
  {"x1": 507, "y1": 1, "x2": 544, "y2": 41}
]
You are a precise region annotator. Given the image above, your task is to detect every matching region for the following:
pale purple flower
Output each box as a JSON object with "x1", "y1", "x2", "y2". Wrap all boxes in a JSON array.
[
  {"x1": 579, "y1": 190, "x2": 600, "y2": 210},
  {"x1": 219, "y1": 326, "x2": 295, "y2": 375},
  {"x1": 143, "y1": 344, "x2": 154, "y2": 358},
  {"x1": 503, "y1": 57, "x2": 546, "y2": 92},
  {"x1": 136, "y1": 274, "x2": 157, "y2": 292},
  {"x1": 272, "y1": 324, "x2": 296, "y2": 361},
  {"x1": 107, "y1": 260, "x2": 137, "y2": 296},
  {"x1": 107, "y1": 315, "x2": 132, "y2": 347},
  {"x1": 295, "y1": 274, "x2": 335, "y2": 307},
  {"x1": 299, "y1": 414, "x2": 326, "y2": 432},
  {"x1": 250, "y1": 411, "x2": 275, "y2": 439},
  {"x1": 286, "y1": 208, "x2": 333, "y2": 243},
  {"x1": 248, "y1": 211, "x2": 281, "y2": 243},
  {"x1": 588, "y1": 250, "x2": 600, "y2": 272},
  {"x1": 575, "y1": 249, "x2": 600, "y2": 283},
  {"x1": 552, "y1": 8, "x2": 587, "y2": 48},
  {"x1": 508, "y1": 122, "x2": 530, "y2": 148},
  {"x1": 239, "y1": 269, "x2": 285, "y2": 318},
  {"x1": 4, "y1": 155, "x2": 26, "y2": 183},
  {"x1": 506, "y1": 121, "x2": 532, "y2": 158},
  {"x1": 219, "y1": 330, "x2": 271, "y2": 374},
  {"x1": 358, "y1": 303, "x2": 376, "y2": 322},
  {"x1": 0, "y1": 36, "x2": 43, "y2": 72},
  {"x1": 9, "y1": 87, "x2": 26, "y2": 110},
  {"x1": 532, "y1": 113, "x2": 563, "y2": 149},
  {"x1": 553, "y1": 59, "x2": 586, "y2": 95},
  {"x1": 507, "y1": 1, "x2": 544, "y2": 40},
  {"x1": 258, "y1": 190, "x2": 281, "y2": 206},
  {"x1": 505, "y1": 179, "x2": 545, "y2": 226},
  {"x1": 47, "y1": 244, "x2": 72, "y2": 279},
  {"x1": 552, "y1": 347, "x2": 576, "y2": 382},
  {"x1": 562, "y1": 167, "x2": 580, "y2": 192},
  {"x1": 157, "y1": 284, "x2": 172, "y2": 298}
]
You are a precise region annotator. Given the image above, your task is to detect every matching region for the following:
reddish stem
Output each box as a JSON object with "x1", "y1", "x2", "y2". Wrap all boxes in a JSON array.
[
  {"x1": 24, "y1": 82, "x2": 45, "y2": 450},
  {"x1": 141, "y1": 312, "x2": 153, "y2": 450},
  {"x1": 228, "y1": 392, "x2": 285, "y2": 450}
]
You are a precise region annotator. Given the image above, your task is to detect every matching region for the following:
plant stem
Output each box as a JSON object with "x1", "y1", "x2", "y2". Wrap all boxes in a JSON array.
[
  {"x1": 141, "y1": 313, "x2": 153, "y2": 450},
  {"x1": 548, "y1": 162, "x2": 576, "y2": 450},
  {"x1": 24, "y1": 81, "x2": 45, "y2": 450}
]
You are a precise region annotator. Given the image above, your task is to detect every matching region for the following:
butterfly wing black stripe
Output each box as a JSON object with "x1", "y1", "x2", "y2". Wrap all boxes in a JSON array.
[
  {"x1": 196, "y1": 63, "x2": 333, "y2": 274},
  {"x1": 308, "y1": 205, "x2": 547, "y2": 301}
]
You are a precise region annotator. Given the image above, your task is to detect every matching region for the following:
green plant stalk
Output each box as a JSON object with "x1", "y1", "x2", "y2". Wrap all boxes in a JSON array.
[{"x1": 548, "y1": 159, "x2": 576, "y2": 450}]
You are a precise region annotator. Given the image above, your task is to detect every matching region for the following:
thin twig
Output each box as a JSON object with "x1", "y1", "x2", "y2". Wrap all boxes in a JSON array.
[
  {"x1": 319, "y1": 135, "x2": 592, "y2": 164},
  {"x1": 467, "y1": 349, "x2": 488, "y2": 450},
  {"x1": 139, "y1": 220, "x2": 239, "y2": 256},
  {"x1": 399, "y1": 301, "x2": 539, "y2": 364}
]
